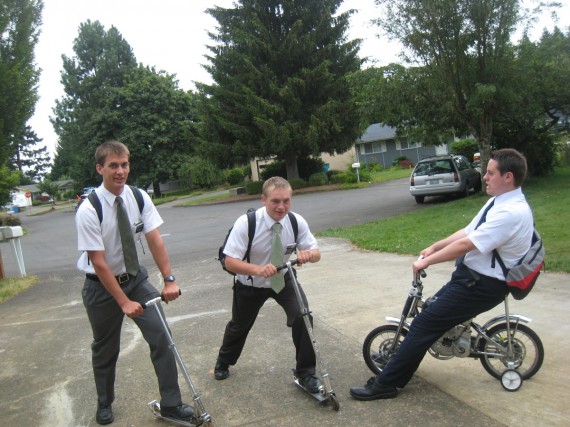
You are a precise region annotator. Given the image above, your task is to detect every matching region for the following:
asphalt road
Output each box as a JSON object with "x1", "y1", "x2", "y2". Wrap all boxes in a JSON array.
[{"x1": 1, "y1": 178, "x2": 420, "y2": 279}]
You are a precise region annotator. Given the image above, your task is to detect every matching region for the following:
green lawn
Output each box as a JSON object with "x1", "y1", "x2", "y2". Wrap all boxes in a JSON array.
[{"x1": 317, "y1": 166, "x2": 570, "y2": 273}]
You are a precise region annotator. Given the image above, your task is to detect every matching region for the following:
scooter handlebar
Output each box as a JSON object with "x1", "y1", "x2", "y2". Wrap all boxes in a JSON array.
[
  {"x1": 142, "y1": 290, "x2": 181, "y2": 309},
  {"x1": 276, "y1": 259, "x2": 298, "y2": 271}
]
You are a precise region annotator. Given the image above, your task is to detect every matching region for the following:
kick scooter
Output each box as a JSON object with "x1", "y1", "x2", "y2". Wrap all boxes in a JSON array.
[
  {"x1": 278, "y1": 259, "x2": 340, "y2": 411},
  {"x1": 143, "y1": 296, "x2": 214, "y2": 426}
]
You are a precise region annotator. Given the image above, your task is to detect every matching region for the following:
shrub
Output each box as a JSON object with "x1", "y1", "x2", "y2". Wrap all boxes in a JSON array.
[
  {"x1": 329, "y1": 171, "x2": 357, "y2": 184},
  {"x1": 226, "y1": 168, "x2": 244, "y2": 186},
  {"x1": 362, "y1": 162, "x2": 382, "y2": 172},
  {"x1": 308, "y1": 172, "x2": 328, "y2": 186},
  {"x1": 260, "y1": 157, "x2": 325, "y2": 181},
  {"x1": 289, "y1": 178, "x2": 307, "y2": 190},
  {"x1": 179, "y1": 156, "x2": 223, "y2": 189},
  {"x1": 0, "y1": 214, "x2": 22, "y2": 226},
  {"x1": 451, "y1": 138, "x2": 478, "y2": 159},
  {"x1": 398, "y1": 160, "x2": 414, "y2": 169},
  {"x1": 327, "y1": 169, "x2": 342, "y2": 181},
  {"x1": 242, "y1": 164, "x2": 252, "y2": 180},
  {"x1": 246, "y1": 180, "x2": 263, "y2": 195}
]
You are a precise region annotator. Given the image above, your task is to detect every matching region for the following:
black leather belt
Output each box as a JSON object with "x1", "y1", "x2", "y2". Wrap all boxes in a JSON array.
[{"x1": 86, "y1": 273, "x2": 132, "y2": 285}]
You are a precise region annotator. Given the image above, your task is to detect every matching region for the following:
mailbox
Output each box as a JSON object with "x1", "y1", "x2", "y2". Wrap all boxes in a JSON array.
[
  {"x1": 4, "y1": 226, "x2": 23, "y2": 239},
  {"x1": 0, "y1": 226, "x2": 26, "y2": 277}
]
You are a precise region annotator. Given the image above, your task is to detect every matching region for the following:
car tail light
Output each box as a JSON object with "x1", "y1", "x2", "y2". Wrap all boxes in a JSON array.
[
  {"x1": 454, "y1": 172, "x2": 459, "y2": 182},
  {"x1": 411, "y1": 176, "x2": 415, "y2": 186}
]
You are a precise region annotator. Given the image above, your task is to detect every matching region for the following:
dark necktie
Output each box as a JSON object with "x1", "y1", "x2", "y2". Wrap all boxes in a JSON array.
[
  {"x1": 475, "y1": 199, "x2": 495, "y2": 230},
  {"x1": 456, "y1": 198, "x2": 495, "y2": 266},
  {"x1": 270, "y1": 222, "x2": 285, "y2": 293},
  {"x1": 116, "y1": 196, "x2": 139, "y2": 275}
]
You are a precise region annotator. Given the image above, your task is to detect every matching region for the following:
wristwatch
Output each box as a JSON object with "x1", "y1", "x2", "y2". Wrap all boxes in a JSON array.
[{"x1": 164, "y1": 275, "x2": 175, "y2": 283}]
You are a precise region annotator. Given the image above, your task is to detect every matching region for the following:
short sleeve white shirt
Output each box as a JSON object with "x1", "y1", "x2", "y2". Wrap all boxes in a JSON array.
[
  {"x1": 223, "y1": 207, "x2": 318, "y2": 287},
  {"x1": 76, "y1": 185, "x2": 162, "y2": 275},
  {"x1": 463, "y1": 187, "x2": 534, "y2": 279}
]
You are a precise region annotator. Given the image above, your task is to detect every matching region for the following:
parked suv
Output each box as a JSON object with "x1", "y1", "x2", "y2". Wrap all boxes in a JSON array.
[{"x1": 409, "y1": 154, "x2": 482, "y2": 204}]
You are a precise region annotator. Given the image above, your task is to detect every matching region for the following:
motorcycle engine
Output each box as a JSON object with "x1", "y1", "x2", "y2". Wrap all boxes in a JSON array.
[{"x1": 429, "y1": 322, "x2": 472, "y2": 359}]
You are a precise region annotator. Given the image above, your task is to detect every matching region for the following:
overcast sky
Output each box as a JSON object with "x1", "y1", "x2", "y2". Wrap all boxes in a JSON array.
[{"x1": 29, "y1": 0, "x2": 568, "y2": 159}]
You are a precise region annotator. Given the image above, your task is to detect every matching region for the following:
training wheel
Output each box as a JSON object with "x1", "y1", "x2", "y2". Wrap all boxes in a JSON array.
[{"x1": 501, "y1": 369, "x2": 522, "y2": 392}]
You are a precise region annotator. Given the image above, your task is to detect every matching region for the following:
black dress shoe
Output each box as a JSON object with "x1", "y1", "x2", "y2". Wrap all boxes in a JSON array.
[
  {"x1": 96, "y1": 402, "x2": 114, "y2": 425},
  {"x1": 300, "y1": 374, "x2": 321, "y2": 393},
  {"x1": 160, "y1": 403, "x2": 195, "y2": 422},
  {"x1": 349, "y1": 377, "x2": 398, "y2": 401},
  {"x1": 214, "y1": 359, "x2": 230, "y2": 380}
]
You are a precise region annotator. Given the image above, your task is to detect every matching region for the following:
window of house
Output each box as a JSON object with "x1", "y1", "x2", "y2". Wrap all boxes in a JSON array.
[
  {"x1": 396, "y1": 139, "x2": 421, "y2": 150},
  {"x1": 359, "y1": 141, "x2": 386, "y2": 154}
]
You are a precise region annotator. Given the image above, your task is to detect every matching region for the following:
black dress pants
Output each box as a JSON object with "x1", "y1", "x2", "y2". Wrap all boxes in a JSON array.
[
  {"x1": 377, "y1": 263, "x2": 509, "y2": 388},
  {"x1": 217, "y1": 274, "x2": 316, "y2": 378}
]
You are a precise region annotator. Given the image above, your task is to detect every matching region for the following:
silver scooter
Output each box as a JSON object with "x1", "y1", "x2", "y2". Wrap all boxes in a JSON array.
[
  {"x1": 278, "y1": 259, "x2": 340, "y2": 410},
  {"x1": 143, "y1": 296, "x2": 214, "y2": 426}
]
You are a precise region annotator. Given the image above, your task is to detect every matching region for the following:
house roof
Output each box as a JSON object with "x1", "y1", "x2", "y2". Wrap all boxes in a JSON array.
[
  {"x1": 358, "y1": 123, "x2": 397, "y2": 143},
  {"x1": 16, "y1": 180, "x2": 75, "y2": 194}
]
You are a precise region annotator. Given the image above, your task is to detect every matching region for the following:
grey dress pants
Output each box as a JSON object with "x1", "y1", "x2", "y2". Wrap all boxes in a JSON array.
[{"x1": 82, "y1": 265, "x2": 182, "y2": 407}]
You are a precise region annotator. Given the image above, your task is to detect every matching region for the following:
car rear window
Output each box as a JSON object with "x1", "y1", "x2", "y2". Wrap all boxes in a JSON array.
[{"x1": 413, "y1": 160, "x2": 454, "y2": 176}]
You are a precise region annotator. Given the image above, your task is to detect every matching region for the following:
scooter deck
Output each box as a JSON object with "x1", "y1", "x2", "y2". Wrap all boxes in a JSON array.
[
  {"x1": 293, "y1": 375, "x2": 328, "y2": 402},
  {"x1": 147, "y1": 400, "x2": 206, "y2": 427}
]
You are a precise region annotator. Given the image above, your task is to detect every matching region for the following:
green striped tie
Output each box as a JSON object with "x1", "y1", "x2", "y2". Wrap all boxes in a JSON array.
[
  {"x1": 116, "y1": 197, "x2": 139, "y2": 276},
  {"x1": 270, "y1": 222, "x2": 285, "y2": 293}
]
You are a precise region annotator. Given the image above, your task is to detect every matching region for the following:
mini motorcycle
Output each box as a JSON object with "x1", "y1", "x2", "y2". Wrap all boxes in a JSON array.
[{"x1": 362, "y1": 269, "x2": 544, "y2": 391}]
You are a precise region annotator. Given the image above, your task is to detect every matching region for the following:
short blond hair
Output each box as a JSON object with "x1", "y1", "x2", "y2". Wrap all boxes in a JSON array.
[{"x1": 262, "y1": 176, "x2": 291, "y2": 197}]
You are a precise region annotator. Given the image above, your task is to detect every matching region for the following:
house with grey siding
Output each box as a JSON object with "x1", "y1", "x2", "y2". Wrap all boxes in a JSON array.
[{"x1": 355, "y1": 123, "x2": 450, "y2": 168}]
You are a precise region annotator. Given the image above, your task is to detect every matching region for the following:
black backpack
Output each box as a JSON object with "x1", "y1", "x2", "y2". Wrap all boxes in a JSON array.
[
  {"x1": 84, "y1": 185, "x2": 145, "y2": 223},
  {"x1": 218, "y1": 208, "x2": 298, "y2": 275}
]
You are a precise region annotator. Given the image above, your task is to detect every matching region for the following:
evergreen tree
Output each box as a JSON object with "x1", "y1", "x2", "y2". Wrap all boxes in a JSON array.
[
  {"x1": 10, "y1": 125, "x2": 51, "y2": 183},
  {"x1": 198, "y1": 0, "x2": 362, "y2": 179}
]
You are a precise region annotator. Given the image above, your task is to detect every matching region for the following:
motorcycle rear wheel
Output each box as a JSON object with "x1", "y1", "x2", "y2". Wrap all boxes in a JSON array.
[{"x1": 479, "y1": 322, "x2": 544, "y2": 380}]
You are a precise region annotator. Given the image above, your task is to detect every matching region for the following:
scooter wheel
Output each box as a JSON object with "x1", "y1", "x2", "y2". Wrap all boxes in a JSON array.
[
  {"x1": 501, "y1": 369, "x2": 523, "y2": 392},
  {"x1": 329, "y1": 393, "x2": 340, "y2": 411}
]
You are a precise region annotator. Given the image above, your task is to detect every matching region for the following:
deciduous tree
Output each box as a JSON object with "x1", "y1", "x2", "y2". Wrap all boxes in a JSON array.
[
  {"x1": 0, "y1": 0, "x2": 43, "y2": 200},
  {"x1": 370, "y1": 0, "x2": 538, "y2": 176},
  {"x1": 50, "y1": 21, "x2": 197, "y2": 195}
]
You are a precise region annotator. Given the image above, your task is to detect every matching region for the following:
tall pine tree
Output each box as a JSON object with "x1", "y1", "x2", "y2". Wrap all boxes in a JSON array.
[{"x1": 198, "y1": 0, "x2": 362, "y2": 179}]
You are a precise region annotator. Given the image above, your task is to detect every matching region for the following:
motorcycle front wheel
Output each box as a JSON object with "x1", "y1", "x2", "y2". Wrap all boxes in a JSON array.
[
  {"x1": 479, "y1": 322, "x2": 544, "y2": 380},
  {"x1": 363, "y1": 325, "x2": 407, "y2": 375}
]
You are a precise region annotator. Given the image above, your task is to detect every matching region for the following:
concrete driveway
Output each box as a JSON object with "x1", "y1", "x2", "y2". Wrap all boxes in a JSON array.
[{"x1": 0, "y1": 236, "x2": 568, "y2": 426}]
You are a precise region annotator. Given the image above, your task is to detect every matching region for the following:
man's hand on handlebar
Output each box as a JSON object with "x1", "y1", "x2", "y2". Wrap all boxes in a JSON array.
[
  {"x1": 295, "y1": 249, "x2": 311, "y2": 266},
  {"x1": 413, "y1": 256, "x2": 428, "y2": 276},
  {"x1": 161, "y1": 283, "x2": 182, "y2": 303}
]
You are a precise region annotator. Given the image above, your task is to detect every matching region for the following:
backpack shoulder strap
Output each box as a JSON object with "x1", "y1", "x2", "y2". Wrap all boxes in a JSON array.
[
  {"x1": 87, "y1": 191, "x2": 103, "y2": 224},
  {"x1": 288, "y1": 211, "x2": 298, "y2": 242},
  {"x1": 128, "y1": 185, "x2": 145, "y2": 215},
  {"x1": 245, "y1": 209, "x2": 257, "y2": 262}
]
